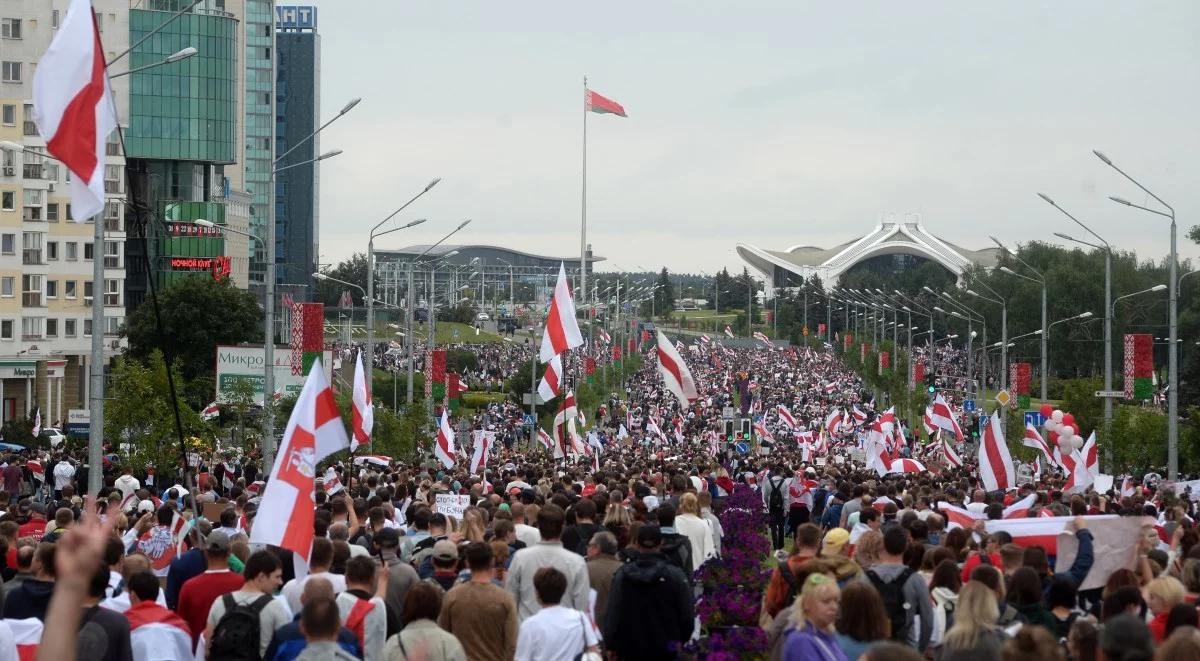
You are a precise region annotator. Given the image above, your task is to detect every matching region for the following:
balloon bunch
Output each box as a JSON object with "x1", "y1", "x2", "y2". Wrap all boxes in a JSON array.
[{"x1": 1039, "y1": 404, "x2": 1084, "y2": 452}]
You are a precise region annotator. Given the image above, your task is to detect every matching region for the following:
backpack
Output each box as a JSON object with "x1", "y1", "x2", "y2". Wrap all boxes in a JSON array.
[
  {"x1": 209, "y1": 593, "x2": 273, "y2": 661},
  {"x1": 768, "y1": 477, "x2": 785, "y2": 512},
  {"x1": 779, "y1": 564, "x2": 801, "y2": 606},
  {"x1": 867, "y1": 567, "x2": 915, "y2": 640}
]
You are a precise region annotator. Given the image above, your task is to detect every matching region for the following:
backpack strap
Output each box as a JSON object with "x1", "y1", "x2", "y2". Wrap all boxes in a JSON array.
[
  {"x1": 250, "y1": 594, "x2": 274, "y2": 613},
  {"x1": 779, "y1": 563, "x2": 801, "y2": 602},
  {"x1": 222, "y1": 593, "x2": 237, "y2": 612}
]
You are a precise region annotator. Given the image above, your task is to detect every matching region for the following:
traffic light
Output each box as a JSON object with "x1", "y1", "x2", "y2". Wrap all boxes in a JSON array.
[
  {"x1": 740, "y1": 418, "x2": 752, "y2": 441},
  {"x1": 723, "y1": 419, "x2": 735, "y2": 441},
  {"x1": 925, "y1": 370, "x2": 937, "y2": 394}
]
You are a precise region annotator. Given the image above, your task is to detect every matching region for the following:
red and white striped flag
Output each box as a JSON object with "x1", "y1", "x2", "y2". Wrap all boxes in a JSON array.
[
  {"x1": 940, "y1": 434, "x2": 963, "y2": 468},
  {"x1": 824, "y1": 408, "x2": 844, "y2": 435},
  {"x1": 1022, "y1": 424, "x2": 1055, "y2": 465},
  {"x1": 1081, "y1": 431, "x2": 1099, "y2": 478},
  {"x1": 1120, "y1": 476, "x2": 1135, "y2": 498},
  {"x1": 250, "y1": 360, "x2": 350, "y2": 565},
  {"x1": 700, "y1": 334, "x2": 711, "y2": 344},
  {"x1": 752, "y1": 331, "x2": 773, "y2": 346},
  {"x1": 598, "y1": 329, "x2": 611, "y2": 344},
  {"x1": 1061, "y1": 447, "x2": 1093, "y2": 494},
  {"x1": 538, "y1": 354, "x2": 563, "y2": 402},
  {"x1": 724, "y1": 325, "x2": 735, "y2": 338},
  {"x1": 31, "y1": 410, "x2": 40, "y2": 438},
  {"x1": 201, "y1": 401, "x2": 220, "y2": 421},
  {"x1": 352, "y1": 455, "x2": 392, "y2": 468},
  {"x1": 27, "y1": 461, "x2": 44, "y2": 483},
  {"x1": 922, "y1": 407, "x2": 936, "y2": 436},
  {"x1": 851, "y1": 405, "x2": 868, "y2": 424},
  {"x1": 351, "y1": 351, "x2": 373, "y2": 452},
  {"x1": 937, "y1": 501, "x2": 981, "y2": 530},
  {"x1": 777, "y1": 405, "x2": 797, "y2": 430},
  {"x1": 127, "y1": 603, "x2": 193, "y2": 661},
  {"x1": 655, "y1": 330, "x2": 698, "y2": 409},
  {"x1": 322, "y1": 467, "x2": 343, "y2": 495},
  {"x1": 536, "y1": 428, "x2": 554, "y2": 452},
  {"x1": 1003, "y1": 493, "x2": 1037, "y2": 519},
  {"x1": 978, "y1": 411, "x2": 1015, "y2": 492},
  {"x1": 539, "y1": 263, "x2": 584, "y2": 361},
  {"x1": 32, "y1": 0, "x2": 117, "y2": 221},
  {"x1": 469, "y1": 430, "x2": 494, "y2": 476},
  {"x1": 931, "y1": 394, "x2": 964, "y2": 440},
  {"x1": 552, "y1": 392, "x2": 579, "y2": 459},
  {"x1": 434, "y1": 410, "x2": 457, "y2": 469}
]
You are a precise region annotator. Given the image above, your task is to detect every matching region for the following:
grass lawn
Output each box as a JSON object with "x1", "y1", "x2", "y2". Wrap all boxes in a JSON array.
[{"x1": 679, "y1": 309, "x2": 742, "y2": 319}]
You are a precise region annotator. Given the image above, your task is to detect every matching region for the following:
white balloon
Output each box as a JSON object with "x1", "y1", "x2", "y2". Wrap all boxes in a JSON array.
[
  {"x1": 1058, "y1": 437, "x2": 1074, "y2": 452},
  {"x1": 1043, "y1": 418, "x2": 1056, "y2": 432},
  {"x1": 1051, "y1": 410, "x2": 1064, "y2": 423},
  {"x1": 1072, "y1": 436, "x2": 1085, "y2": 450}
]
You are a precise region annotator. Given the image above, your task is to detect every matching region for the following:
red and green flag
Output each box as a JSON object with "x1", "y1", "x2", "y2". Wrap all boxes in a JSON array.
[{"x1": 586, "y1": 89, "x2": 627, "y2": 117}]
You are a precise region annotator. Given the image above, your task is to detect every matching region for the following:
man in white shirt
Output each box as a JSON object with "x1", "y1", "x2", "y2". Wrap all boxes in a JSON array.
[
  {"x1": 511, "y1": 502, "x2": 541, "y2": 548},
  {"x1": 335, "y1": 556, "x2": 387, "y2": 661},
  {"x1": 52, "y1": 456, "x2": 74, "y2": 499},
  {"x1": 114, "y1": 467, "x2": 140, "y2": 503},
  {"x1": 515, "y1": 567, "x2": 599, "y2": 661},
  {"x1": 205, "y1": 550, "x2": 291, "y2": 659},
  {"x1": 280, "y1": 538, "x2": 346, "y2": 615},
  {"x1": 506, "y1": 505, "x2": 589, "y2": 621}
]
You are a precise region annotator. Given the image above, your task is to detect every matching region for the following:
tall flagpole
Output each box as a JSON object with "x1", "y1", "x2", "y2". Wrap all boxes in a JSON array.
[{"x1": 580, "y1": 76, "x2": 588, "y2": 392}]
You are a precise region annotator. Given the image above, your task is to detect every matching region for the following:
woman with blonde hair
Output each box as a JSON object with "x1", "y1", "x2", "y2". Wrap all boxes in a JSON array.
[
  {"x1": 460, "y1": 509, "x2": 485, "y2": 544},
  {"x1": 852, "y1": 530, "x2": 884, "y2": 571},
  {"x1": 1147, "y1": 574, "x2": 1187, "y2": 642},
  {"x1": 674, "y1": 492, "x2": 715, "y2": 565},
  {"x1": 782, "y1": 573, "x2": 847, "y2": 661},
  {"x1": 936, "y1": 581, "x2": 1008, "y2": 661}
]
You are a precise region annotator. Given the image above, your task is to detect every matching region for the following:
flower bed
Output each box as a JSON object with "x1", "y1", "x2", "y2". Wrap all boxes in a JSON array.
[{"x1": 678, "y1": 485, "x2": 772, "y2": 659}]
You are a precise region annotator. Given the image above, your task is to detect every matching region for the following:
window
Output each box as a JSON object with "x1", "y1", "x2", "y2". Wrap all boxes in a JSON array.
[
  {"x1": 0, "y1": 277, "x2": 12, "y2": 297},
  {"x1": 83, "y1": 280, "x2": 92, "y2": 300},
  {"x1": 1, "y1": 149, "x2": 11, "y2": 168},
  {"x1": 46, "y1": 241, "x2": 57, "y2": 260},
  {"x1": 0, "y1": 19, "x2": 19, "y2": 40},
  {"x1": 65, "y1": 241, "x2": 77, "y2": 260},
  {"x1": 105, "y1": 316, "x2": 121, "y2": 335},
  {"x1": 104, "y1": 278, "x2": 119, "y2": 306},
  {"x1": 21, "y1": 190, "x2": 42, "y2": 222},
  {"x1": 46, "y1": 204, "x2": 58, "y2": 222},
  {"x1": 64, "y1": 319, "x2": 76, "y2": 338},
  {"x1": 83, "y1": 319, "x2": 91, "y2": 337},
  {"x1": 21, "y1": 104, "x2": 34, "y2": 137},
  {"x1": 84, "y1": 242, "x2": 93, "y2": 260},
  {"x1": 103, "y1": 165, "x2": 121, "y2": 194},
  {"x1": 21, "y1": 232, "x2": 41, "y2": 264},
  {"x1": 46, "y1": 280, "x2": 56, "y2": 299},
  {"x1": 104, "y1": 241, "x2": 120, "y2": 268},
  {"x1": 0, "y1": 193, "x2": 12, "y2": 211},
  {"x1": 1, "y1": 61, "x2": 20, "y2": 83},
  {"x1": 45, "y1": 318, "x2": 56, "y2": 338},
  {"x1": 64, "y1": 280, "x2": 76, "y2": 299},
  {"x1": 0, "y1": 234, "x2": 13, "y2": 254},
  {"x1": 93, "y1": 12, "x2": 101, "y2": 32},
  {"x1": 44, "y1": 163, "x2": 58, "y2": 183},
  {"x1": 0, "y1": 104, "x2": 12, "y2": 125},
  {"x1": 51, "y1": 10, "x2": 59, "y2": 29},
  {"x1": 20, "y1": 317, "x2": 41, "y2": 339},
  {"x1": 65, "y1": 204, "x2": 72, "y2": 221},
  {"x1": 22, "y1": 274, "x2": 41, "y2": 306},
  {"x1": 1, "y1": 321, "x2": 12, "y2": 341}
]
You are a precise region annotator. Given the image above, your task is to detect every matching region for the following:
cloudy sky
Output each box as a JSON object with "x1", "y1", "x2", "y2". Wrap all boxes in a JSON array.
[{"x1": 304, "y1": 1, "x2": 1200, "y2": 275}]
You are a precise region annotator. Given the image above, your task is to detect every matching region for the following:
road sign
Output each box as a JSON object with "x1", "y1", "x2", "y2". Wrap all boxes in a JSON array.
[
  {"x1": 734, "y1": 442, "x2": 749, "y2": 454},
  {"x1": 1024, "y1": 411, "x2": 1046, "y2": 428},
  {"x1": 721, "y1": 406, "x2": 736, "y2": 419},
  {"x1": 1095, "y1": 390, "x2": 1125, "y2": 398},
  {"x1": 522, "y1": 414, "x2": 537, "y2": 426},
  {"x1": 452, "y1": 328, "x2": 460, "y2": 338},
  {"x1": 963, "y1": 399, "x2": 976, "y2": 412},
  {"x1": 995, "y1": 389, "x2": 1012, "y2": 407}
]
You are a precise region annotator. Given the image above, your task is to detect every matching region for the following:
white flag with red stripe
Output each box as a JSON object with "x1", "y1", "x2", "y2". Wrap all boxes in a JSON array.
[
  {"x1": 250, "y1": 360, "x2": 350, "y2": 564},
  {"x1": 1061, "y1": 447, "x2": 1093, "y2": 494},
  {"x1": 351, "y1": 352, "x2": 373, "y2": 452},
  {"x1": 940, "y1": 434, "x2": 963, "y2": 468},
  {"x1": 655, "y1": 330, "x2": 698, "y2": 409},
  {"x1": 1120, "y1": 476, "x2": 1135, "y2": 498},
  {"x1": 538, "y1": 354, "x2": 563, "y2": 402},
  {"x1": 1003, "y1": 493, "x2": 1037, "y2": 519},
  {"x1": 978, "y1": 411, "x2": 1015, "y2": 492},
  {"x1": 824, "y1": 408, "x2": 844, "y2": 434},
  {"x1": 32, "y1": 0, "x2": 118, "y2": 221},
  {"x1": 352, "y1": 455, "x2": 392, "y2": 468},
  {"x1": 1081, "y1": 431, "x2": 1099, "y2": 478},
  {"x1": 5, "y1": 618, "x2": 42, "y2": 661},
  {"x1": 724, "y1": 325, "x2": 735, "y2": 338},
  {"x1": 1022, "y1": 424, "x2": 1055, "y2": 465},
  {"x1": 434, "y1": 410, "x2": 457, "y2": 469},
  {"x1": 469, "y1": 430, "x2": 494, "y2": 476},
  {"x1": 777, "y1": 405, "x2": 797, "y2": 430},
  {"x1": 539, "y1": 263, "x2": 584, "y2": 361},
  {"x1": 922, "y1": 407, "x2": 936, "y2": 436},
  {"x1": 931, "y1": 395, "x2": 964, "y2": 440},
  {"x1": 536, "y1": 428, "x2": 554, "y2": 452}
]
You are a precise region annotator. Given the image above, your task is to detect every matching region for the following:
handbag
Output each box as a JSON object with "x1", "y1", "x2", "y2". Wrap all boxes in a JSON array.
[{"x1": 574, "y1": 613, "x2": 602, "y2": 661}]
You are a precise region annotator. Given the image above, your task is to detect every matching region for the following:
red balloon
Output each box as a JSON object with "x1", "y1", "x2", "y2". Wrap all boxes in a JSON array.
[
  {"x1": 1070, "y1": 423, "x2": 1080, "y2": 437},
  {"x1": 1049, "y1": 431, "x2": 1059, "y2": 443},
  {"x1": 1040, "y1": 404, "x2": 1053, "y2": 417},
  {"x1": 1062, "y1": 413, "x2": 1075, "y2": 427}
]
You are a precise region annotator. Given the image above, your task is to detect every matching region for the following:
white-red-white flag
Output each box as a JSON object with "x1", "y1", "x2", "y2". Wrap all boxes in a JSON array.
[
  {"x1": 1021, "y1": 424, "x2": 1054, "y2": 465},
  {"x1": 655, "y1": 330, "x2": 698, "y2": 409},
  {"x1": 552, "y1": 392, "x2": 579, "y2": 459},
  {"x1": 978, "y1": 411, "x2": 1015, "y2": 492},
  {"x1": 1120, "y1": 476, "x2": 1135, "y2": 498},
  {"x1": 724, "y1": 325, "x2": 735, "y2": 338},
  {"x1": 5, "y1": 618, "x2": 42, "y2": 659},
  {"x1": 250, "y1": 360, "x2": 349, "y2": 564},
  {"x1": 539, "y1": 263, "x2": 584, "y2": 361},
  {"x1": 1003, "y1": 493, "x2": 1037, "y2": 519},
  {"x1": 922, "y1": 406, "x2": 936, "y2": 436},
  {"x1": 1061, "y1": 447, "x2": 1093, "y2": 494},
  {"x1": 352, "y1": 455, "x2": 392, "y2": 468},
  {"x1": 536, "y1": 428, "x2": 554, "y2": 452},
  {"x1": 469, "y1": 430, "x2": 494, "y2": 476},
  {"x1": 31, "y1": 409, "x2": 41, "y2": 438},
  {"x1": 940, "y1": 434, "x2": 963, "y2": 468},
  {"x1": 777, "y1": 405, "x2": 797, "y2": 430},
  {"x1": 1081, "y1": 431, "x2": 1099, "y2": 478},
  {"x1": 537, "y1": 354, "x2": 563, "y2": 402},
  {"x1": 351, "y1": 351, "x2": 373, "y2": 452},
  {"x1": 434, "y1": 410, "x2": 457, "y2": 469},
  {"x1": 32, "y1": 0, "x2": 117, "y2": 221},
  {"x1": 931, "y1": 394, "x2": 964, "y2": 440},
  {"x1": 824, "y1": 408, "x2": 844, "y2": 434}
]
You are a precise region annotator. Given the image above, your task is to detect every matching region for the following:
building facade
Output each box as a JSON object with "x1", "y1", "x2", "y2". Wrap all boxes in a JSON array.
[
  {"x1": 242, "y1": 0, "x2": 273, "y2": 286},
  {"x1": 275, "y1": 5, "x2": 319, "y2": 300},
  {"x1": 0, "y1": 0, "x2": 129, "y2": 426}
]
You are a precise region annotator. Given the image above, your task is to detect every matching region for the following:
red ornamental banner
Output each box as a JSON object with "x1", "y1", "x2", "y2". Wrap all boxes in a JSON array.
[
  {"x1": 291, "y1": 302, "x2": 324, "y2": 375},
  {"x1": 628, "y1": 338, "x2": 636, "y2": 355},
  {"x1": 1010, "y1": 363, "x2": 1032, "y2": 396},
  {"x1": 612, "y1": 346, "x2": 622, "y2": 361},
  {"x1": 447, "y1": 372, "x2": 460, "y2": 400},
  {"x1": 585, "y1": 357, "x2": 596, "y2": 375},
  {"x1": 1125, "y1": 333, "x2": 1154, "y2": 399},
  {"x1": 844, "y1": 334, "x2": 853, "y2": 351},
  {"x1": 879, "y1": 351, "x2": 890, "y2": 376},
  {"x1": 431, "y1": 349, "x2": 447, "y2": 384},
  {"x1": 818, "y1": 323, "x2": 827, "y2": 336},
  {"x1": 860, "y1": 342, "x2": 871, "y2": 362},
  {"x1": 913, "y1": 362, "x2": 926, "y2": 384}
]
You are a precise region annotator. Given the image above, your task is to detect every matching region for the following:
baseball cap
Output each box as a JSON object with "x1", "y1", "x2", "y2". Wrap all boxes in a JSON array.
[
  {"x1": 374, "y1": 527, "x2": 400, "y2": 547},
  {"x1": 205, "y1": 530, "x2": 231, "y2": 553},
  {"x1": 821, "y1": 528, "x2": 850, "y2": 555},
  {"x1": 636, "y1": 525, "x2": 663, "y2": 549},
  {"x1": 29, "y1": 502, "x2": 46, "y2": 515},
  {"x1": 432, "y1": 539, "x2": 459, "y2": 562},
  {"x1": 137, "y1": 500, "x2": 155, "y2": 514}
]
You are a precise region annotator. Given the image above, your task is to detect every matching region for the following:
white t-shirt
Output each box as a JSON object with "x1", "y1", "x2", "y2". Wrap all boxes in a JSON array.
[
  {"x1": 281, "y1": 571, "x2": 347, "y2": 615},
  {"x1": 52, "y1": 462, "x2": 74, "y2": 491},
  {"x1": 515, "y1": 605, "x2": 599, "y2": 661},
  {"x1": 205, "y1": 589, "x2": 291, "y2": 658}
]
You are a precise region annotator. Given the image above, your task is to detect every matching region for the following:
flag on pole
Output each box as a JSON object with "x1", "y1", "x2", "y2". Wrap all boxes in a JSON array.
[
  {"x1": 351, "y1": 352, "x2": 373, "y2": 452},
  {"x1": 31, "y1": 409, "x2": 41, "y2": 437},
  {"x1": 539, "y1": 263, "x2": 584, "y2": 361},
  {"x1": 978, "y1": 410, "x2": 1015, "y2": 492},
  {"x1": 922, "y1": 407, "x2": 936, "y2": 436},
  {"x1": 201, "y1": 401, "x2": 220, "y2": 421},
  {"x1": 538, "y1": 354, "x2": 563, "y2": 402},
  {"x1": 1021, "y1": 424, "x2": 1055, "y2": 466},
  {"x1": 1061, "y1": 447, "x2": 1094, "y2": 494},
  {"x1": 32, "y1": 0, "x2": 118, "y2": 221},
  {"x1": 552, "y1": 392, "x2": 579, "y2": 459},
  {"x1": 585, "y1": 88, "x2": 628, "y2": 117},
  {"x1": 249, "y1": 359, "x2": 350, "y2": 565},
  {"x1": 930, "y1": 394, "x2": 964, "y2": 440},
  {"x1": 469, "y1": 430, "x2": 493, "y2": 476},
  {"x1": 655, "y1": 330, "x2": 698, "y2": 409},
  {"x1": 724, "y1": 325, "x2": 735, "y2": 338},
  {"x1": 940, "y1": 434, "x2": 963, "y2": 468},
  {"x1": 434, "y1": 410, "x2": 457, "y2": 469},
  {"x1": 1081, "y1": 431, "x2": 1099, "y2": 478},
  {"x1": 536, "y1": 428, "x2": 554, "y2": 452},
  {"x1": 824, "y1": 408, "x2": 844, "y2": 434},
  {"x1": 598, "y1": 329, "x2": 611, "y2": 344},
  {"x1": 776, "y1": 405, "x2": 797, "y2": 430}
]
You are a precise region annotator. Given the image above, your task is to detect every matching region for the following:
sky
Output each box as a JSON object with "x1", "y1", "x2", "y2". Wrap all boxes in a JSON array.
[{"x1": 303, "y1": 1, "x2": 1200, "y2": 276}]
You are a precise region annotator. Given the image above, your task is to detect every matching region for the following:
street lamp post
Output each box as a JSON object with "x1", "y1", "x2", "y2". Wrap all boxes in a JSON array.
[
  {"x1": 1098, "y1": 150, "x2": 1179, "y2": 480},
  {"x1": 1046, "y1": 312, "x2": 1095, "y2": 382},
  {"x1": 992, "y1": 238, "x2": 1046, "y2": 399},
  {"x1": 406, "y1": 223, "x2": 471, "y2": 404}
]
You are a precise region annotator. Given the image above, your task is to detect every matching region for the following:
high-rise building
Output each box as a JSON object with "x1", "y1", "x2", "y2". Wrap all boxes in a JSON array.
[
  {"x1": 0, "y1": 1, "x2": 129, "y2": 426},
  {"x1": 274, "y1": 5, "x2": 319, "y2": 301},
  {"x1": 123, "y1": 0, "x2": 242, "y2": 307},
  {"x1": 242, "y1": 0, "x2": 273, "y2": 287}
]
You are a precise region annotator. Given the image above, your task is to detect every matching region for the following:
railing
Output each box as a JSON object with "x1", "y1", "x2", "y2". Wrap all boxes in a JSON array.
[
  {"x1": 21, "y1": 249, "x2": 41, "y2": 265},
  {"x1": 21, "y1": 293, "x2": 42, "y2": 307},
  {"x1": 21, "y1": 164, "x2": 41, "y2": 179}
]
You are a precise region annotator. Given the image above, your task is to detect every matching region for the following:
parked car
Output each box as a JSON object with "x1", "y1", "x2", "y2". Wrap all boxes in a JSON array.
[
  {"x1": 476, "y1": 312, "x2": 490, "y2": 322},
  {"x1": 40, "y1": 428, "x2": 66, "y2": 448}
]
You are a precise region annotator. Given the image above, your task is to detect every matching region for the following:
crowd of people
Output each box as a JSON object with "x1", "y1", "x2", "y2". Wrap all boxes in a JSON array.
[{"x1": 0, "y1": 331, "x2": 1195, "y2": 660}]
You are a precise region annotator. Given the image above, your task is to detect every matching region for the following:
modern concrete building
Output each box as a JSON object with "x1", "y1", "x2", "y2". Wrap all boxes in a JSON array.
[
  {"x1": 736, "y1": 215, "x2": 1001, "y2": 295},
  {"x1": 242, "y1": 0, "x2": 272, "y2": 287},
  {"x1": 0, "y1": 0, "x2": 129, "y2": 425}
]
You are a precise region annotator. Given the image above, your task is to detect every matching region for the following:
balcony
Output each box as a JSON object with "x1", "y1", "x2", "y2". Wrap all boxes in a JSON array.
[
  {"x1": 21, "y1": 249, "x2": 42, "y2": 265},
  {"x1": 104, "y1": 294, "x2": 120, "y2": 307},
  {"x1": 21, "y1": 209, "x2": 43, "y2": 222},
  {"x1": 22, "y1": 121, "x2": 36, "y2": 136},
  {"x1": 21, "y1": 164, "x2": 41, "y2": 179},
  {"x1": 104, "y1": 218, "x2": 122, "y2": 233},
  {"x1": 21, "y1": 293, "x2": 42, "y2": 307},
  {"x1": 103, "y1": 256, "x2": 120, "y2": 269},
  {"x1": 103, "y1": 180, "x2": 121, "y2": 194}
]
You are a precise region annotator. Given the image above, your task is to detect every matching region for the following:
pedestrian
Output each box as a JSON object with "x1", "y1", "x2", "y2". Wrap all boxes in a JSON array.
[
  {"x1": 383, "y1": 582, "x2": 465, "y2": 661},
  {"x1": 602, "y1": 525, "x2": 694, "y2": 660},
  {"x1": 440, "y1": 541, "x2": 519, "y2": 661},
  {"x1": 505, "y1": 504, "x2": 589, "y2": 621},
  {"x1": 514, "y1": 567, "x2": 601, "y2": 661},
  {"x1": 204, "y1": 549, "x2": 290, "y2": 659},
  {"x1": 294, "y1": 598, "x2": 360, "y2": 661}
]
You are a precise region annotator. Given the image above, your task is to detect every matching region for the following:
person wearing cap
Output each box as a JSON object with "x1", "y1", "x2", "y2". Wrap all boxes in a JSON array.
[
  {"x1": 18, "y1": 501, "x2": 47, "y2": 542},
  {"x1": 602, "y1": 525, "x2": 694, "y2": 660},
  {"x1": 427, "y1": 539, "x2": 461, "y2": 590},
  {"x1": 175, "y1": 529, "x2": 245, "y2": 648},
  {"x1": 818, "y1": 527, "x2": 863, "y2": 587},
  {"x1": 370, "y1": 526, "x2": 420, "y2": 628}
]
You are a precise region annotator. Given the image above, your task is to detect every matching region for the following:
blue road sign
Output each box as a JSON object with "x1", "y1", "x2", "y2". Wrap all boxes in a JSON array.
[
  {"x1": 734, "y1": 442, "x2": 750, "y2": 454},
  {"x1": 522, "y1": 414, "x2": 536, "y2": 426},
  {"x1": 963, "y1": 399, "x2": 977, "y2": 412},
  {"x1": 1024, "y1": 411, "x2": 1046, "y2": 429}
]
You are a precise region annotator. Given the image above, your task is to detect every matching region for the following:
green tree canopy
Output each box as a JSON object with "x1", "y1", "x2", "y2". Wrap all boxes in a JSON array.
[
  {"x1": 106, "y1": 352, "x2": 211, "y2": 477},
  {"x1": 317, "y1": 253, "x2": 369, "y2": 306}
]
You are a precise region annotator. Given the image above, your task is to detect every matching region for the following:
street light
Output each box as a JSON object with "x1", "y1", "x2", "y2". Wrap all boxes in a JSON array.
[
  {"x1": 1098, "y1": 150, "x2": 1180, "y2": 480},
  {"x1": 108, "y1": 46, "x2": 199, "y2": 78},
  {"x1": 993, "y1": 241, "x2": 1048, "y2": 401},
  {"x1": 406, "y1": 220, "x2": 472, "y2": 405},
  {"x1": 1112, "y1": 284, "x2": 1167, "y2": 317}
]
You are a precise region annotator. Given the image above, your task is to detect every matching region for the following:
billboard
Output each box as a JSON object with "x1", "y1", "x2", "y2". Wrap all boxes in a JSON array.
[{"x1": 215, "y1": 345, "x2": 333, "y2": 405}]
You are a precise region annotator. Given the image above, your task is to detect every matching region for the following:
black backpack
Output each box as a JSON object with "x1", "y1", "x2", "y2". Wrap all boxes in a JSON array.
[
  {"x1": 768, "y1": 477, "x2": 785, "y2": 512},
  {"x1": 209, "y1": 593, "x2": 273, "y2": 661},
  {"x1": 867, "y1": 567, "x2": 914, "y2": 640}
]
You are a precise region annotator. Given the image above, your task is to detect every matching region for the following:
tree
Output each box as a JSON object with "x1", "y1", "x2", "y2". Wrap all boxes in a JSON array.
[
  {"x1": 123, "y1": 277, "x2": 262, "y2": 389},
  {"x1": 654, "y1": 268, "x2": 675, "y2": 318},
  {"x1": 317, "y1": 253, "x2": 369, "y2": 306},
  {"x1": 106, "y1": 352, "x2": 212, "y2": 477}
]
